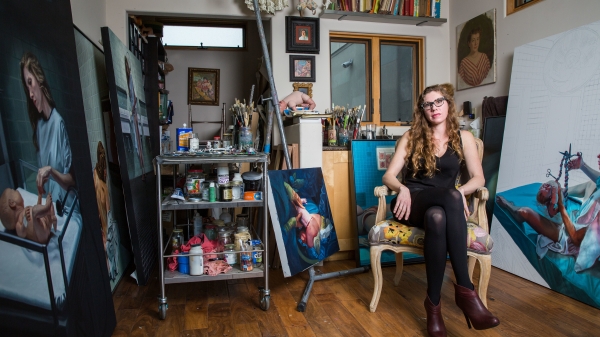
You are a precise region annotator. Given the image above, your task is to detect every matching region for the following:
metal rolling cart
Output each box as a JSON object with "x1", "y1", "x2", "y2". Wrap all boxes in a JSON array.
[{"x1": 154, "y1": 153, "x2": 270, "y2": 319}]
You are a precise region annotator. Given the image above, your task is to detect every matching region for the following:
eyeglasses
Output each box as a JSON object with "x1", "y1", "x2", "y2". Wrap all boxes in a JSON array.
[{"x1": 420, "y1": 97, "x2": 446, "y2": 111}]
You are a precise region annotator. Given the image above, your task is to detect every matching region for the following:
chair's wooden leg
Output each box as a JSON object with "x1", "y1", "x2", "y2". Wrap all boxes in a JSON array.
[
  {"x1": 393, "y1": 252, "x2": 404, "y2": 286},
  {"x1": 468, "y1": 255, "x2": 476, "y2": 283},
  {"x1": 477, "y1": 255, "x2": 492, "y2": 308},
  {"x1": 370, "y1": 247, "x2": 383, "y2": 312}
]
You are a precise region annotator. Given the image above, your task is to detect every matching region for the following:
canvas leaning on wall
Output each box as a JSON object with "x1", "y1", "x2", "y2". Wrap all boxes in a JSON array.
[{"x1": 268, "y1": 168, "x2": 339, "y2": 277}]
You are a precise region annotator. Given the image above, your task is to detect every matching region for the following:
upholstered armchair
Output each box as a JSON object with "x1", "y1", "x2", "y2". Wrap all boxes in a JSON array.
[{"x1": 368, "y1": 138, "x2": 492, "y2": 313}]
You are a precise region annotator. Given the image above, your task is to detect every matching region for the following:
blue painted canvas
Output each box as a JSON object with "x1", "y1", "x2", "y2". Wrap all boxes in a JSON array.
[{"x1": 268, "y1": 168, "x2": 340, "y2": 277}]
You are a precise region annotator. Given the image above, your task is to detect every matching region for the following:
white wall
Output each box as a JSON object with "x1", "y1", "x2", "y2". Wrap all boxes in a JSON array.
[
  {"x1": 165, "y1": 21, "x2": 265, "y2": 140},
  {"x1": 450, "y1": 0, "x2": 600, "y2": 118},
  {"x1": 104, "y1": 0, "x2": 450, "y2": 139},
  {"x1": 71, "y1": 0, "x2": 106, "y2": 48}
]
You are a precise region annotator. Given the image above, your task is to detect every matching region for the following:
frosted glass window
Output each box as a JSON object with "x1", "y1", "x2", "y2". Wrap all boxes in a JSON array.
[{"x1": 162, "y1": 26, "x2": 245, "y2": 48}]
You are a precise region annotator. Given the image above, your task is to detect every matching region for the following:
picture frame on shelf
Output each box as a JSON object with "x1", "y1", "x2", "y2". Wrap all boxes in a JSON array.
[
  {"x1": 289, "y1": 55, "x2": 315, "y2": 82},
  {"x1": 188, "y1": 67, "x2": 220, "y2": 105},
  {"x1": 286, "y1": 16, "x2": 320, "y2": 54},
  {"x1": 292, "y1": 82, "x2": 313, "y2": 98}
]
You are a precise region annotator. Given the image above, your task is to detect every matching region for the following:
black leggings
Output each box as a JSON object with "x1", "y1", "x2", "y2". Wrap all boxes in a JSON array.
[{"x1": 391, "y1": 187, "x2": 472, "y2": 304}]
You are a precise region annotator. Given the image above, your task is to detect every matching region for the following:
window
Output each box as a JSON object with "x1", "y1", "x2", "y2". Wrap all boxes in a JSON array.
[
  {"x1": 162, "y1": 25, "x2": 246, "y2": 49},
  {"x1": 507, "y1": 0, "x2": 543, "y2": 15},
  {"x1": 330, "y1": 32, "x2": 424, "y2": 125}
]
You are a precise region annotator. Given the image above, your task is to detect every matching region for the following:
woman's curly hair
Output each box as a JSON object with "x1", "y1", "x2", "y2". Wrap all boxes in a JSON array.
[{"x1": 405, "y1": 83, "x2": 463, "y2": 178}]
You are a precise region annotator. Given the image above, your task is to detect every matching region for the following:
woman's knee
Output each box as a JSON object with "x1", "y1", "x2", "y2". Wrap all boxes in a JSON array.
[{"x1": 425, "y1": 206, "x2": 446, "y2": 234}]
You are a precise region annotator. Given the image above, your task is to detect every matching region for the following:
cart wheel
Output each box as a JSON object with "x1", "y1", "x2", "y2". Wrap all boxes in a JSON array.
[
  {"x1": 260, "y1": 295, "x2": 271, "y2": 311},
  {"x1": 158, "y1": 303, "x2": 168, "y2": 320}
]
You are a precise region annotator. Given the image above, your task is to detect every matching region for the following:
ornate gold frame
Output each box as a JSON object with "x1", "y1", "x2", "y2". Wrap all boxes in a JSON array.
[{"x1": 292, "y1": 82, "x2": 313, "y2": 98}]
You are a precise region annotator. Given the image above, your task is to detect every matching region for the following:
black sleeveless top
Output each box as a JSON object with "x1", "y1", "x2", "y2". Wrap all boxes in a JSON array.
[{"x1": 403, "y1": 134, "x2": 463, "y2": 192}]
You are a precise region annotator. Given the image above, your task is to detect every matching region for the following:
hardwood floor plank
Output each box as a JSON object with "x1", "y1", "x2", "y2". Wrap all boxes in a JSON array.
[
  {"x1": 288, "y1": 290, "x2": 343, "y2": 337},
  {"x1": 207, "y1": 316, "x2": 236, "y2": 337},
  {"x1": 284, "y1": 324, "x2": 317, "y2": 337},
  {"x1": 181, "y1": 329, "x2": 209, "y2": 337},
  {"x1": 314, "y1": 295, "x2": 370, "y2": 336},
  {"x1": 184, "y1": 291, "x2": 209, "y2": 331},
  {"x1": 234, "y1": 323, "x2": 262, "y2": 337},
  {"x1": 112, "y1": 261, "x2": 600, "y2": 337},
  {"x1": 112, "y1": 309, "x2": 139, "y2": 337},
  {"x1": 156, "y1": 304, "x2": 185, "y2": 337}
]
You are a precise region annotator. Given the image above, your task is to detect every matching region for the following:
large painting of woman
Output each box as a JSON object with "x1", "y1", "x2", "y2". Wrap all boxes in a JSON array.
[{"x1": 456, "y1": 9, "x2": 496, "y2": 91}]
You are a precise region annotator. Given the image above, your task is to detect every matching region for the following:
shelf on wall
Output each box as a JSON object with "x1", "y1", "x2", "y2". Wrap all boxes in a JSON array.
[{"x1": 319, "y1": 10, "x2": 446, "y2": 26}]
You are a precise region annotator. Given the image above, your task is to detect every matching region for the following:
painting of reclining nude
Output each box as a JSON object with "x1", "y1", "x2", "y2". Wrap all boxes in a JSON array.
[
  {"x1": 268, "y1": 168, "x2": 339, "y2": 277},
  {"x1": 0, "y1": 0, "x2": 115, "y2": 335},
  {"x1": 490, "y1": 20, "x2": 600, "y2": 309}
]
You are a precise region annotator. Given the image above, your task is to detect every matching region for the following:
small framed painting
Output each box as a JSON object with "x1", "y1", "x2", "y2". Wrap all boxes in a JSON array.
[
  {"x1": 188, "y1": 67, "x2": 220, "y2": 105},
  {"x1": 286, "y1": 16, "x2": 320, "y2": 54},
  {"x1": 289, "y1": 55, "x2": 315, "y2": 82},
  {"x1": 292, "y1": 82, "x2": 313, "y2": 98},
  {"x1": 376, "y1": 146, "x2": 395, "y2": 171}
]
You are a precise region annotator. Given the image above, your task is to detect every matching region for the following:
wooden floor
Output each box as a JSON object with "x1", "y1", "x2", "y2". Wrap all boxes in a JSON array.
[{"x1": 111, "y1": 260, "x2": 600, "y2": 336}]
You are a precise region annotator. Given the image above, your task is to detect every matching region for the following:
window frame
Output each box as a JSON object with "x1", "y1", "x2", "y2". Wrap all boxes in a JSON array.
[
  {"x1": 329, "y1": 32, "x2": 424, "y2": 126},
  {"x1": 151, "y1": 17, "x2": 248, "y2": 51}
]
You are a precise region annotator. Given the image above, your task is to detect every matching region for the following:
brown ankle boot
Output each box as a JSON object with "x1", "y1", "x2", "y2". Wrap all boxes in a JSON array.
[
  {"x1": 454, "y1": 283, "x2": 500, "y2": 330},
  {"x1": 424, "y1": 296, "x2": 447, "y2": 337}
]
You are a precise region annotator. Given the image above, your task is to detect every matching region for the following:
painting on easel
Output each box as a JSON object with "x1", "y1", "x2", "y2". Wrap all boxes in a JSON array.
[{"x1": 268, "y1": 168, "x2": 339, "y2": 277}]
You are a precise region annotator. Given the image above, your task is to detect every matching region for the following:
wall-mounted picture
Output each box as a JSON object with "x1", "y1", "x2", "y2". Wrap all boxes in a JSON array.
[
  {"x1": 188, "y1": 67, "x2": 220, "y2": 105},
  {"x1": 267, "y1": 168, "x2": 340, "y2": 277},
  {"x1": 292, "y1": 82, "x2": 313, "y2": 98},
  {"x1": 456, "y1": 8, "x2": 496, "y2": 91},
  {"x1": 102, "y1": 26, "x2": 158, "y2": 286},
  {"x1": 376, "y1": 146, "x2": 395, "y2": 171},
  {"x1": 290, "y1": 55, "x2": 316, "y2": 82},
  {"x1": 286, "y1": 16, "x2": 320, "y2": 54},
  {"x1": 0, "y1": 1, "x2": 115, "y2": 335}
]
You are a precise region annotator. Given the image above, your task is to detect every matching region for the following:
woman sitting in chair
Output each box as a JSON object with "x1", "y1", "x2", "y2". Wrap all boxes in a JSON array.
[{"x1": 382, "y1": 83, "x2": 499, "y2": 336}]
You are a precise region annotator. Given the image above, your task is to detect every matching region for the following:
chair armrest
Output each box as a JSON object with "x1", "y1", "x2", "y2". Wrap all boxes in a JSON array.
[
  {"x1": 374, "y1": 185, "x2": 397, "y2": 223},
  {"x1": 474, "y1": 187, "x2": 489, "y2": 233}
]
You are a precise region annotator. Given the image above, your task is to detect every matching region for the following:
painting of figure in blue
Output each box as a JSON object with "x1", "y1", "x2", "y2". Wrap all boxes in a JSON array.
[{"x1": 268, "y1": 168, "x2": 339, "y2": 277}]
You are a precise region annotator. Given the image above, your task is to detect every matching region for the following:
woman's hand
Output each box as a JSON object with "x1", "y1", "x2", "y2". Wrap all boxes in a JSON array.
[
  {"x1": 458, "y1": 187, "x2": 470, "y2": 219},
  {"x1": 393, "y1": 185, "x2": 411, "y2": 221},
  {"x1": 37, "y1": 166, "x2": 52, "y2": 195}
]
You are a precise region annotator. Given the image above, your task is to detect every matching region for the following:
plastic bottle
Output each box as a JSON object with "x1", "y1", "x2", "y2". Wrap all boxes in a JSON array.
[
  {"x1": 189, "y1": 244, "x2": 204, "y2": 276},
  {"x1": 217, "y1": 163, "x2": 229, "y2": 185},
  {"x1": 232, "y1": 173, "x2": 244, "y2": 200},
  {"x1": 209, "y1": 182, "x2": 216, "y2": 202},
  {"x1": 193, "y1": 211, "x2": 203, "y2": 237}
]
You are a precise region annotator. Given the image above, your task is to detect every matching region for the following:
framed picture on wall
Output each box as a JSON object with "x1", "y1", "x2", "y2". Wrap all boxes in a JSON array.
[
  {"x1": 292, "y1": 82, "x2": 313, "y2": 97},
  {"x1": 456, "y1": 8, "x2": 496, "y2": 91},
  {"x1": 286, "y1": 16, "x2": 320, "y2": 54},
  {"x1": 188, "y1": 68, "x2": 220, "y2": 105},
  {"x1": 290, "y1": 55, "x2": 315, "y2": 82}
]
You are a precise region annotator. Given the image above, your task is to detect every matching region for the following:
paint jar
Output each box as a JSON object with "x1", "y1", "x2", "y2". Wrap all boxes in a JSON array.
[
  {"x1": 338, "y1": 128, "x2": 349, "y2": 147},
  {"x1": 204, "y1": 224, "x2": 217, "y2": 241},
  {"x1": 219, "y1": 183, "x2": 233, "y2": 202},
  {"x1": 189, "y1": 133, "x2": 200, "y2": 152},
  {"x1": 224, "y1": 244, "x2": 237, "y2": 265},
  {"x1": 189, "y1": 245, "x2": 204, "y2": 276},
  {"x1": 177, "y1": 252, "x2": 190, "y2": 274},
  {"x1": 213, "y1": 136, "x2": 222, "y2": 149},
  {"x1": 252, "y1": 240, "x2": 263, "y2": 268},
  {"x1": 222, "y1": 132, "x2": 232, "y2": 148},
  {"x1": 239, "y1": 241, "x2": 253, "y2": 272},
  {"x1": 242, "y1": 171, "x2": 262, "y2": 192},
  {"x1": 217, "y1": 231, "x2": 234, "y2": 259},
  {"x1": 171, "y1": 229, "x2": 183, "y2": 252},
  {"x1": 239, "y1": 126, "x2": 253, "y2": 150},
  {"x1": 186, "y1": 169, "x2": 204, "y2": 197},
  {"x1": 328, "y1": 126, "x2": 337, "y2": 146}
]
